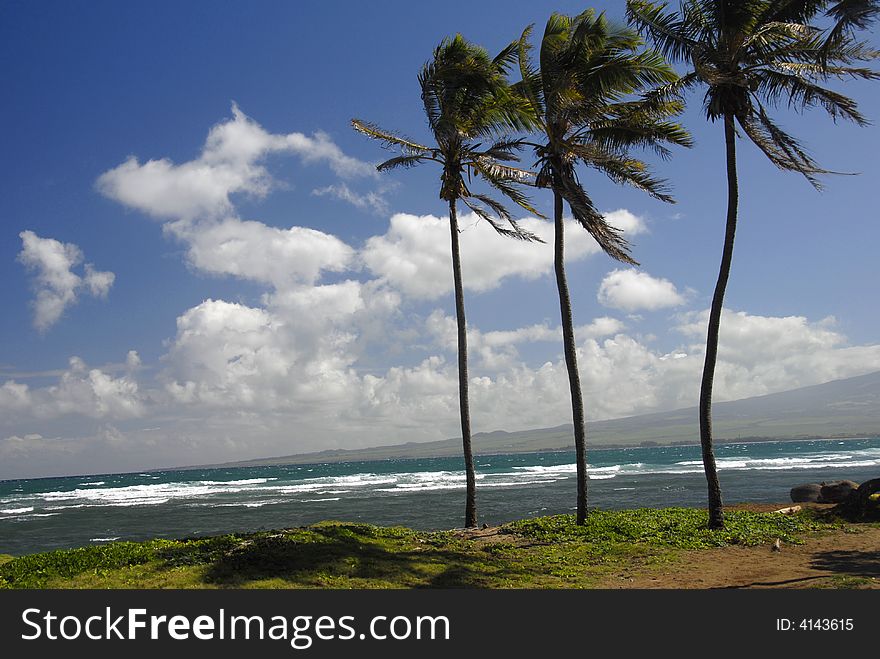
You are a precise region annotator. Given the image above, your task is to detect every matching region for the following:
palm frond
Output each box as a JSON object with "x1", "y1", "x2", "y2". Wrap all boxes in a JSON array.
[
  {"x1": 743, "y1": 20, "x2": 821, "y2": 60},
  {"x1": 625, "y1": 0, "x2": 699, "y2": 64},
  {"x1": 771, "y1": 60, "x2": 880, "y2": 80},
  {"x1": 470, "y1": 155, "x2": 534, "y2": 184},
  {"x1": 578, "y1": 147, "x2": 676, "y2": 203},
  {"x1": 827, "y1": 0, "x2": 880, "y2": 28},
  {"x1": 626, "y1": 0, "x2": 875, "y2": 191},
  {"x1": 736, "y1": 106, "x2": 830, "y2": 188},
  {"x1": 460, "y1": 196, "x2": 542, "y2": 242},
  {"x1": 756, "y1": 68, "x2": 870, "y2": 123},
  {"x1": 516, "y1": 25, "x2": 547, "y2": 122},
  {"x1": 503, "y1": 218, "x2": 544, "y2": 242},
  {"x1": 471, "y1": 161, "x2": 543, "y2": 219},
  {"x1": 479, "y1": 138, "x2": 528, "y2": 162},
  {"x1": 638, "y1": 70, "x2": 703, "y2": 106},
  {"x1": 557, "y1": 165, "x2": 638, "y2": 264},
  {"x1": 760, "y1": 0, "x2": 827, "y2": 25},
  {"x1": 589, "y1": 97, "x2": 694, "y2": 158},
  {"x1": 492, "y1": 40, "x2": 520, "y2": 71},
  {"x1": 376, "y1": 154, "x2": 430, "y2": 172},
  {"x1": 468, "y1": 192, "x2": 512, "y2": 221},
  {"x1": 817, "y1": 36, "x2": 880, "y2": 64},
  {"x1": 351, "y1": 119, "x2": 433, "y2": 155},
  {"x1": 823, "y1": 1, "x2": 880, "y2": 61}
]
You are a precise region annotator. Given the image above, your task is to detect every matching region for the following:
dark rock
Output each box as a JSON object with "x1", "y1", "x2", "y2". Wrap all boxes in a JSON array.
[
  {"x1": 818, "y1": 480, "x2": 859, "y2": 504},
  {"x1": 837, "y1": 478, "x2": 880, "y2": 519},
  {"x1": 790, "y1": 483, "x2": 822, "y2": 503}
]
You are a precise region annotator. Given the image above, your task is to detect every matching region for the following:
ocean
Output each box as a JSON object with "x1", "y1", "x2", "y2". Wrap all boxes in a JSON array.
[{"x1": 1, "y1": 437, "x2": 879, "y2": 556}]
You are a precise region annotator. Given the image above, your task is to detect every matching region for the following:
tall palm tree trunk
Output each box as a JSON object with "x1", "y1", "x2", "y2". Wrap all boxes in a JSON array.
[
  {"x1": 553, "y1": 190, "x2": 589, "y2": 525},
  {"x1": 699, "y1": 113, "x2": 738, "y2": 530},
  {"x1": 448, "y1": 199, "x2": 477, "y2": 528}
]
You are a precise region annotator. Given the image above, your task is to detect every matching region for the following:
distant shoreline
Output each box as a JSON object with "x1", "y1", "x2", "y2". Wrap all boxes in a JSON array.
[
  {"x1": 2, "y1": 433, "x2": 874, "y2": 484},
  {"x1": 177, "y1": 432, "x2": 875, "y2": 472}
]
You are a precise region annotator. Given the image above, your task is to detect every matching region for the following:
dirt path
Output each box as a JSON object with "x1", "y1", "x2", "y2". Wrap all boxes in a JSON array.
[{"x1": 602, "y1": 516, "x2": 880, "y2": 589}]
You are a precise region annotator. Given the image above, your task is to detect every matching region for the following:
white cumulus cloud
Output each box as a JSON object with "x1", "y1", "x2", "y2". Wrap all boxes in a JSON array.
[
  {"x1": 5, "y1": 303, "x2": 880, "y2": 479},
  {"x1": 167, "y1": 217, "x2": 355, "y2": 288},
  {"x1": 362, "y1": 211, "x2": 646, "y2": 300},
  {"x1": 161, "y1": 278, "x2": 400, "y2": 413},
  {"x1": 425, "y1": 310, "x2": 627, "y2": 371},
  {"x1": 675, "y1": 310, "x2": 880, "y2": 399},
  {"x1": 312, "y1": 183, "x2": 389, "y2": 215},
  {"x1": 410, "y1": 308, "x2": 880, "y2": 430},
  {"x1": 598, "y1": 268, "x2": 686, "y2": 312},
  {"x1": 97, "y1": 106, "x2": 385, "y2": 293},
  {"x1": 97, "y1": 103, "x2": 377, "y2": 222},
  {"x1": 17, "y1": 231, "x2": 115, "y2": 331},
  {"x1": 0, "y1": 354, "x2": 143, "y2": 420}
]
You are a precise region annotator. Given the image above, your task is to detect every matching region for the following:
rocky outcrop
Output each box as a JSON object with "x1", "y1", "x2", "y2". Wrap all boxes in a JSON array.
[
  {"x1": 819, "y1": 480, "x2": 859, "y2": 504},
  {"x1": 791, "y1": 480, "x2": 860, "y2": 503},
  {"x1": 790, "y1": 483, "x2": 822, "y2": 502},
  {"x1": 836, "y1": 478, "x2": 880, "y2": 519}
]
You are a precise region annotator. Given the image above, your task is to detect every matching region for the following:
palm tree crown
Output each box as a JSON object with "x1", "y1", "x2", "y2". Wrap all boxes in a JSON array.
[
  {"x1": 626, "y1": 0, "x2": 879, "y2": 186},
  {"x1": 518, "y1": 9, "x2": 693, "y2": 262},
  {"x1": 353, "y1": 34, "x2": 542, "y2": 238}
]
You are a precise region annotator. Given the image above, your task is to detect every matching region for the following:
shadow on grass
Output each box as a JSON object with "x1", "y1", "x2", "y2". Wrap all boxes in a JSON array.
[
  {"x1": 158, "y1": 525, "x2": 535, "y2": 588},
  {"x1": 811, "y1": 550, "x2": 880, "y2": 579},
  {"x1": 726, "y1": 549, "x2": 880, "y2": 588},
  {"x1": 722, "y1": 575, "x2": 829, "y2": 588}
]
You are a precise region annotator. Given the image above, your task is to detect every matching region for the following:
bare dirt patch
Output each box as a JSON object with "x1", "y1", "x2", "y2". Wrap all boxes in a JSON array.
[{"x1": 601, "y1": 506, "x2": 880, "y2": 589}]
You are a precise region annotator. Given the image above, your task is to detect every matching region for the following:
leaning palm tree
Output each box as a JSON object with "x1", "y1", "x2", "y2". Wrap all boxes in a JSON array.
[
  {"x1": 626, "y1": 0, "x2": 878, "y2": 528},
  {"x1": 353, "y1": 35, "x2": 541, "y2": 528},
  {"x1": 517, "y1": 10, "x2": 692, "y2": 524}
]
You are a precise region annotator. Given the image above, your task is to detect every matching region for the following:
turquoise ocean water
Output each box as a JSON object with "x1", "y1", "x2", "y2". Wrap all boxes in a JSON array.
[{"x1": 2, "y1": 437, "x2": 879, "y2": 555}]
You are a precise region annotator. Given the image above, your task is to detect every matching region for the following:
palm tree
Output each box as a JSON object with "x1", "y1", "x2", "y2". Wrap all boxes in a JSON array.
[
  {"x1": 626, "y1": 0, "x2": 878, "y2": 528},
  {"x1": 517, "y1": 10, "x2": 692, "y2": 524},
  {"x1": 353, "y1": 35, "x2": 541, "y2": 528}
]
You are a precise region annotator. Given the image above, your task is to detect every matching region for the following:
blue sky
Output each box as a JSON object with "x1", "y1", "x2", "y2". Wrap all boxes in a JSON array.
[{"x1": 2, "y1": 0, "x2": 879, "y2": 478}]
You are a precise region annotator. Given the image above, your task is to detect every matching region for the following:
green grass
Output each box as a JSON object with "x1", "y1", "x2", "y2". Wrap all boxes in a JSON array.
[
  {"x1": 507, "y1": 507, "x2": 842, "y2": 548},
  {"x1": 0, "y1": 508, "x2": 853, "y2": 590},
  {"x1": 809, "y1": 575, "x2": 877, "y2": 589}
]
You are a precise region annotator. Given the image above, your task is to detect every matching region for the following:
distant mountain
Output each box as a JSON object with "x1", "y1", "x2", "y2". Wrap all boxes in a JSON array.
[{"x1": 197, "y1": 371, "x2": 880, "y2": 468}]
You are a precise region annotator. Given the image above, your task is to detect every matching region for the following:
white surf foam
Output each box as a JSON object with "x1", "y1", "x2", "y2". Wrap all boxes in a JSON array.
[
  {"x1": 19, "y1": 513, "x2": 60, "y2": 519},
  {"x1": 8, "y1": 442, "x2": 877, "y2": 515},
  {"x1": 203, "y1": 478, "x2": 277, "y2": 486}
]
